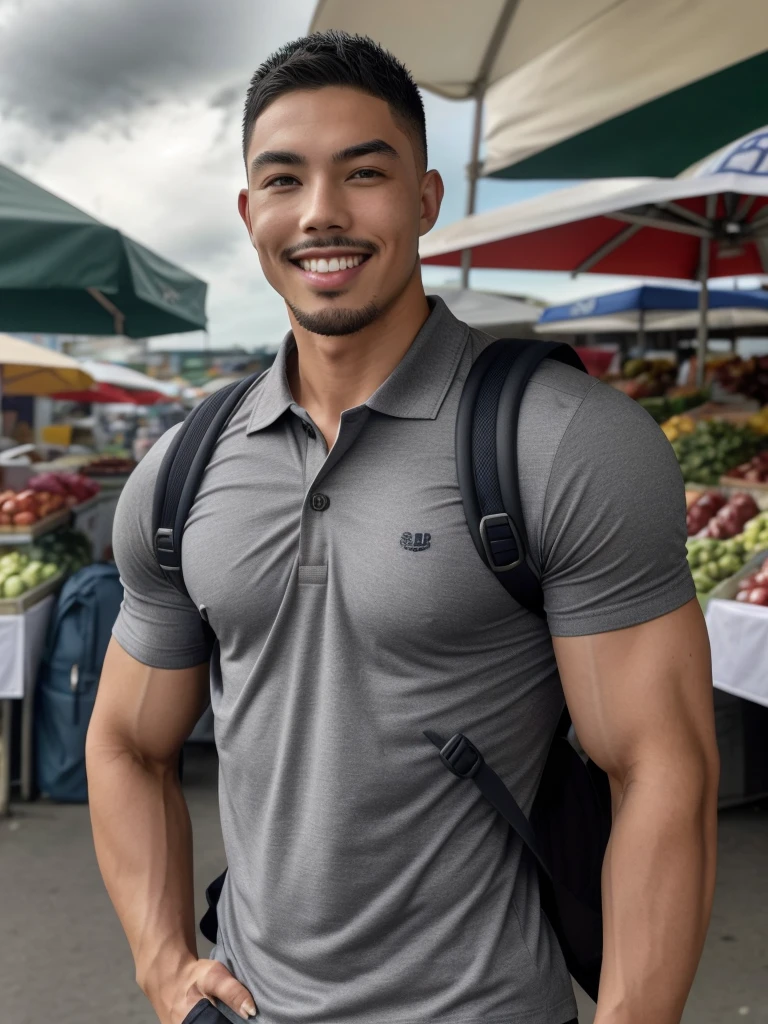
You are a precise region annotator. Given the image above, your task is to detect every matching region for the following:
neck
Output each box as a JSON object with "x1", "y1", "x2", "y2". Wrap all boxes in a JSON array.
[{"x1": 286, "y1": 271, "x2": 430, "y2": 448}]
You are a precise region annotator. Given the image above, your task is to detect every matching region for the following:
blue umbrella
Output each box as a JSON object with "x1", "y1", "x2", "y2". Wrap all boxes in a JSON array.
[{"x1": 537, "y1": 285, "x2": 768, "y2": 346}]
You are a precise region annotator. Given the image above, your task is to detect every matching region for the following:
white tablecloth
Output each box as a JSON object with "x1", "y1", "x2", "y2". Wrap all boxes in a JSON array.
[
  {"x1": 0, "y1": 596, "x2": 55, "y2": 699},
  {"x1": 706, "y1": 598, "x2": 768, "y2": 709}
]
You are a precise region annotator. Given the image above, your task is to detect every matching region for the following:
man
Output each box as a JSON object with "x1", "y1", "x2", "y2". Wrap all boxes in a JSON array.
[{"x1": 86, "y1": 30, "x2": 719, "y2": 1024}]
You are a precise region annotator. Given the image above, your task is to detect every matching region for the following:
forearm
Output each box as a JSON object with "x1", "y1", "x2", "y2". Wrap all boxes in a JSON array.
[
  {"x1": 594, "y1": 765, "x2": 718, "y2": 1024},
  {"x1": 86, "y1": 741, "x2": 198, "y2": 994}
]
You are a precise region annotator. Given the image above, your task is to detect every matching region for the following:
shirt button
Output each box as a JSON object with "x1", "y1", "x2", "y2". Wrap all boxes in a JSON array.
[
  {"x1": 301, "y1": 421, "x2": 316, "y2": 439},
  {"x1": 310, "y1": 492, "x2": 330, "y2": 512}
]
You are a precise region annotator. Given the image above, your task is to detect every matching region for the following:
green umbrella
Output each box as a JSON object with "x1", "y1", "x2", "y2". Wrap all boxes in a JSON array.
[{"x1": 0, "y1": 163, "x2": 207, "y2": 337}]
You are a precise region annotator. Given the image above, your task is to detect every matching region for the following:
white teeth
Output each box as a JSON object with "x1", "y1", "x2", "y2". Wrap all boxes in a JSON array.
[{"x1": 298, "y1": 254, "x2": 366, "y2": 273}]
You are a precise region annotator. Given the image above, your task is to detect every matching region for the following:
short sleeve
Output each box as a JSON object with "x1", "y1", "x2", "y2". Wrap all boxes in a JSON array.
[
  {"x1": 111, "y1": 425, "x2": 215, "y2": 668},
  {"x1": 539, "y1": 381, "x2": 696, "y2": 637}
]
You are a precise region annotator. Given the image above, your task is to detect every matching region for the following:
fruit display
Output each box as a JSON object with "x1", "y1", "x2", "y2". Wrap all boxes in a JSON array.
[
  {"x1": 734, "y1": 556, "x2": 768, "y2": 606},
  {"x1": 0, "y1": 527, "x2": 93, "y2": 600},
  {"x1": 739, "y1": 510, "x2": 768, "y2": 555},
  {"x1": 687, "y1": 510, "x2": 768, "y2": 595},
  {"x1": 81, "y1": 456, "x2": 136, "y2": 477},
  {"x1": 661, "y1": 414, "x2": 696, "y2": 442},
  {"x1": 0, "y1": 550, "x2": 62, "y2": 599},
  {"x1": 28, "y1": 471, "x2": 101, "y2": 505},
  {"x1": 722, "y1": 450, "x2": 768, "y2": 485},
  {"x1": 747, "y1": 406, "x2": 768, "y2": 436},
  {"x1": 671, "y1": 421, "x2": 766, "y2": 484},
  {"x1": 687, "y1": 492, "x2": 760, "y2": 539},
  {"x1": 0, "y1": 487, "x2": 67, "y2": 528},
  {"x1": 687, "y1": 538, "x2": 749, "y2": 595},
  {"x1": 638, "y1": 388, "x2": 709, "y2": 425},
  {"x1": 715, "y1": 355, "x2": 768, "y2": 404}
]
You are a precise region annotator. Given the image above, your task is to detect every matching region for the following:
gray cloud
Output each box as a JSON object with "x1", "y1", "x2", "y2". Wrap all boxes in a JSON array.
[{"x1": 0, "y1": 0, "x2": 313, "y2": 137}]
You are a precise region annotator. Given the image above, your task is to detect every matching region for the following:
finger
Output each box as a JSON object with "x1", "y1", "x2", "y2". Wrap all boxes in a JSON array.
[{"x1": 198, "y1": 960, "x2": 258, "y2": 1021}]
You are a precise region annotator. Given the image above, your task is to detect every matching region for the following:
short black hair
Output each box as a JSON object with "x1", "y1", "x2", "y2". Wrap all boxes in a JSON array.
[{"x1": 242, "y1": 31, "x2": 427, "y2": 170}]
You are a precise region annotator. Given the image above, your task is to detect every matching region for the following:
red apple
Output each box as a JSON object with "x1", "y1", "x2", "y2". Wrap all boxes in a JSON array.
[
  {"x1": 736, "y1": 590, "x2": 751, "y2": 602},
  {"x1": 753, "y1": 569, "x2": 768, "y2": 587},
  {"x1": 747, "y1": 587, "x2": 768, "y2": 605}
]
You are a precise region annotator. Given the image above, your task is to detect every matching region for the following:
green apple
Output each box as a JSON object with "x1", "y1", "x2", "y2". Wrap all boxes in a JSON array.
[
  {"x1": 718, "y1": 554, "x2": 742, "y2": 576},
  {"x1": 20, "y1": 563, "x2": 43, "y2": 589},
  {"x1": 3, "y1": 575, "x2": 26, "y2": 598},
  {"x1": 40, "y1": 563, "x2": 59, "y2": 580},
  {"x1": 692, "y1": 571, "x2": 713, "y2": 593}
]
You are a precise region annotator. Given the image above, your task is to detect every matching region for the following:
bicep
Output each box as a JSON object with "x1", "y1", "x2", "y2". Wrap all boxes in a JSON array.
[
  {"x1": 87, "y1": 637, "x2": 210, "y2": 764},
  {"x1": 552, "y1": 599, "x2": 718, "y2": 788}
]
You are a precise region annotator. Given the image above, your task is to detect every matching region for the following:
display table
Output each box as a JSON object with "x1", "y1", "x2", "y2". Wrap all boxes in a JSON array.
[
  {"x1": 0, "y1": 595, "x2": 56, "y2": 815},
  {"x1": 706, "y1": 598, "x2": 768, "y2": 708}
]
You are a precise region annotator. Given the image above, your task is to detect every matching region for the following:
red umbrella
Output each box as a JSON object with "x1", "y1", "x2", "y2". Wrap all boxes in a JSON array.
[
  {"x1": 51, "y1": 381, "x2": 167, "y2": 404},
  {"x1": 421, "y1": 130, "x2": 768, "y2": 385}
]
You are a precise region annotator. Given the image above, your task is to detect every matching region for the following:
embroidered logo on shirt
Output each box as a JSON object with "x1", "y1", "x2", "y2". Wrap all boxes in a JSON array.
[{"x1": 400, "y1": 532, "x2": 431, "y2": 552}]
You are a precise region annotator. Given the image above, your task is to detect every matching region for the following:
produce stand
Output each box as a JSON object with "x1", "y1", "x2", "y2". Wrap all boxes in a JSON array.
[
  {"x1": 0, "y1": 570, "x2": 64, "y2": 614},
  {"x1": 0, "y1": 594, "x2": 57, "y2": 815},
  {"x1": 0, "y1": 507, "x2": 71, "y2": 544}
]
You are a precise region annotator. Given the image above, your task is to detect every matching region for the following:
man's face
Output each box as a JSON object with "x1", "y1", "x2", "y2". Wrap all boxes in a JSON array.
[{"x1": 238, "y1": 86, "x2": 443, "y2": 336}]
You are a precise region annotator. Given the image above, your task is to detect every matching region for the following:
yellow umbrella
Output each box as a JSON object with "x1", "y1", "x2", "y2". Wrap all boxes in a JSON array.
[{"x1": 0, "y1": 334, "x2": 94, "y2": 395}]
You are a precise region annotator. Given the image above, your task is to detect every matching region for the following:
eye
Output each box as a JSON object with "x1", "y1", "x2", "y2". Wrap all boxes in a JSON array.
[
  {"x1": 349, "y1": 168, "x2": 383, "y2": 180},
  {"x1": 264, "y1": 175, "x2": 299, "y2": 188}
]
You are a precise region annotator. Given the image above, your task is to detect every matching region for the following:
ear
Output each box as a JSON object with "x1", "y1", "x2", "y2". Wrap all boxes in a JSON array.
[
  {"x1": 419, "y1": 170, "x2": 444, "y2": 237},
  {"x1": 238, "y1": 188, "x2": 253, "y2": 237}
]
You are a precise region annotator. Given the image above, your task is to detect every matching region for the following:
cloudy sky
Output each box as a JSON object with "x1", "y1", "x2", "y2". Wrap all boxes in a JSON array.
[{"x1": 0, "y1": 0, "x2": 659, "y2": 351}]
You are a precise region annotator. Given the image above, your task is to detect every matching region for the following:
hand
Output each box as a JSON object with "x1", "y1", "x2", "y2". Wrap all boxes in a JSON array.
[{"x1": 149, "y1": 956, "x2": 258, "y2": 1024}]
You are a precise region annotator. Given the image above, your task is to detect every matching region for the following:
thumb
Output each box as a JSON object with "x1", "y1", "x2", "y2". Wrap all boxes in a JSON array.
[{"x1": 198, "y1": 960, "x2": 258, "y2": 1020}]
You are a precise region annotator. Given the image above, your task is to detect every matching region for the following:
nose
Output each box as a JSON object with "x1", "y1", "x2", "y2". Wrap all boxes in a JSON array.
[{"x1": 298, "y1": 176, "x2": 351, "y2": 235}]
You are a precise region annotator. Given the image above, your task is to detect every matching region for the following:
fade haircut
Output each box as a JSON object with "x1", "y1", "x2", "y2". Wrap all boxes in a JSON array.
[{"x1": 242, "y1": 31, "x2": 427, "y2": 171}]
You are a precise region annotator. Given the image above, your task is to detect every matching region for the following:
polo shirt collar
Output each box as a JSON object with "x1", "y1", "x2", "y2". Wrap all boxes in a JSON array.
[{"x1": 245, "y1": 296, "x2": 469, "y2": 434}]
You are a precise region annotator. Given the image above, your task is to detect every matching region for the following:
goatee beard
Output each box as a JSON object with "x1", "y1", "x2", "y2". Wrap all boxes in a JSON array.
[{"x1": 287, "y1": 300, "x2": 381, "y2": 337}]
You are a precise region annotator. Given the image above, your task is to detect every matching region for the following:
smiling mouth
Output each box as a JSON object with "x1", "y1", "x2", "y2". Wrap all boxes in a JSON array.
[
  {"x1": 290, "y1": 253, "x2": 371, "y2": 274},
  {"x1": 288, "y1": 251, "x2": 372, "y2": 290}
]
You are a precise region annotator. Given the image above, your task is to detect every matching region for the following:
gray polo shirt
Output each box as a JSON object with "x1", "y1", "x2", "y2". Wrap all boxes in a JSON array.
[{"x1": 112, "y1": 297, "x2": 694, "y2": 1024}]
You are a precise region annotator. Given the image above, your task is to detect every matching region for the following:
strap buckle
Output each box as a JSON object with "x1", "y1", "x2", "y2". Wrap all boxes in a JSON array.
[
  {"x1": 479, "y1": 513, "x2": 522, "y2": 573},
  {"x1": 154, "y1": 528, "x2": 181, "y2": 571},
  {"x1": 440, "y1": 733, "x2": 483, "y2": 779}
]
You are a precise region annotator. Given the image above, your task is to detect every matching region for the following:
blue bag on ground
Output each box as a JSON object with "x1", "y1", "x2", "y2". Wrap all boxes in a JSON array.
[{"x1": 34, "y1": 563, "x2": 124, "y2": 802}]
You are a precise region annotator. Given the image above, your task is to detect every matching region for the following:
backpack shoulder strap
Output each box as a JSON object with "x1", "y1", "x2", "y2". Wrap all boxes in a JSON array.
[
  {"x1": 456, "y1": 338, "x2": 587, "y2": 620},
  {"x1": 152, "y1": 371, "x2": 265, "y2": 597}
]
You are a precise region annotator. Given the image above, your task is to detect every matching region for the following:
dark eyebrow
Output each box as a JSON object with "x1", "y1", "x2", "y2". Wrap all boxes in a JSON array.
[
  {"x1": 250, "y1": 150, "x2": 307, "y2": 173},
  {"x1": 332, "y1": 138, "x2": 399, "y2": 163}
]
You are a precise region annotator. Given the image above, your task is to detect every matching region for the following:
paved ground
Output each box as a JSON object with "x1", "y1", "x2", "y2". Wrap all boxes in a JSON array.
[{"x1": 1, "y1": 745, "x2": 766, "y2": 1024}]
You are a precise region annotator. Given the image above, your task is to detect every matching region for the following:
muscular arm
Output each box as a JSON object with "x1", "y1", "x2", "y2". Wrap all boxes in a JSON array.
[
  {"x1": 86, "y1": 639, "x2": 256, "y2": 1024},
  {"x1": 553, "y1": 598, "x2": 719, "y2": 1024}
]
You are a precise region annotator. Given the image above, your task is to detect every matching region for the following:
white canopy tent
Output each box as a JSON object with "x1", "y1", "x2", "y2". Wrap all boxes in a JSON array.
[
  {"x1": 482, "y1": 1, "x2": 768, "y2": 179},
  {"x1": 310, "y1": 1, "x2": 768, "y2": 277},
  {"x1": 310, "y1": 0, "x2": 620, "y2": 283},
  {"x1": 78, "y1": 360, "x2": 180, "y2": 398},
  {"x1": 427, "y1": 288, "x2": 541, "y2": 335}
]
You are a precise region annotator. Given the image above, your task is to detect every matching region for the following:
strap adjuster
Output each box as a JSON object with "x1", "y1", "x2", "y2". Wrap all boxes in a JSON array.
[
  {"x1": 155, "y1": 528, "x2": 175, "y2": 553},
  {"x1": 479, "y1": 513, "x2": 522, "y2": 572},
  {"x1": 440, "y1": 733, "x2": 483, "y2": 779},
  {"x1": 154, "y1": 528, "x2": 182, "y2": 572}
]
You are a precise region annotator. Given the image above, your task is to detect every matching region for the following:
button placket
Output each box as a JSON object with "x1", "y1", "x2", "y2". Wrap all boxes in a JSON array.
[{"x1": 298, "y1": 406, "x2": 369, "y2": 570}]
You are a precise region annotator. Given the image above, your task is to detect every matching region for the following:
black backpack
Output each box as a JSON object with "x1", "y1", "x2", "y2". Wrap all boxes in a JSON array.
[{"x1": 153, "y1": 338, "x2": 612, "y2": 1002}]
